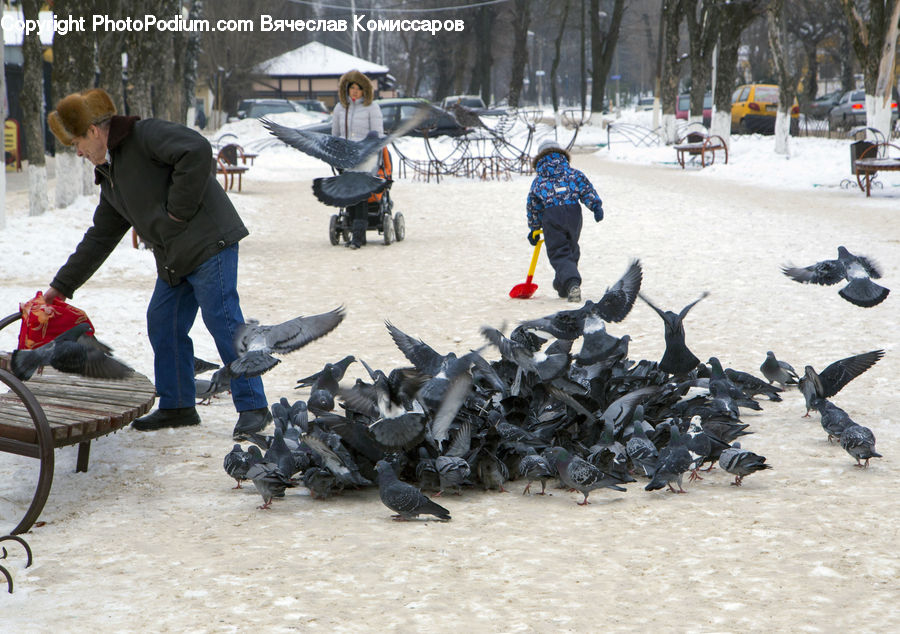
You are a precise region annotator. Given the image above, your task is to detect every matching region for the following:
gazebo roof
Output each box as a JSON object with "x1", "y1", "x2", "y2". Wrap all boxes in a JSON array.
[{"x1": 254, "y1": 41, "x2": 389, "y2": 77}]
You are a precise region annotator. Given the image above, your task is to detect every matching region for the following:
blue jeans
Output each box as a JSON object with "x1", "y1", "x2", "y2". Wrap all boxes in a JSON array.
[{"x1": 147, "y1": 243, "x2": 267, "y2": 412}]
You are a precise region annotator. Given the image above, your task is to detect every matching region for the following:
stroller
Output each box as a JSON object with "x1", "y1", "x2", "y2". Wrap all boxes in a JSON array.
[{"x1": 328, "y1": 147, "x2": 406, "y2": 246}]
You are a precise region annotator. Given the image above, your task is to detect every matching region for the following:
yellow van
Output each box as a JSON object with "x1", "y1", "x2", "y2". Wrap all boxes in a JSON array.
[{"x1": 731, "y1": 84, "x2": 799, "y2": 134}]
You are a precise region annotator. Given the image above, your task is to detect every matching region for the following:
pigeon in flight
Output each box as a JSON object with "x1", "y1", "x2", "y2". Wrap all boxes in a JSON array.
[
  {"x1": 10, "y1": 322, "x2": 134, "y2": 381},
  {"x1": 798, "y1": 349, "x2": 884, "y2": 416},
  {"x1": 638, "y1": 291, "x2": 708, "y2": 376},
  {"x1": 262, "y1": 104, "x2": 430, "y2": 207},
  {"x1": 203, "y1": 307, "x2": 347, "y2": 397},
  {"x1": 782, "y1": 246, "x2": 890, "y2": 307},
  {"x1": 374, "y1": 460, "x2": 451, "y2": 521}
]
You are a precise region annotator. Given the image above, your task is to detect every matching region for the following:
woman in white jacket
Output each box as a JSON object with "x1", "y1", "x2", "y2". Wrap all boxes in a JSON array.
[{"x1": 331, "y1": 70, "x2": 384, "y2": 249}]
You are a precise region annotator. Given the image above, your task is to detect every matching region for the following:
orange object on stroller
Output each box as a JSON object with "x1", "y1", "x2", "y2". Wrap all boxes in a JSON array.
[{"x1": 367, "y1": 147, "x2": 392, "y2": 203}]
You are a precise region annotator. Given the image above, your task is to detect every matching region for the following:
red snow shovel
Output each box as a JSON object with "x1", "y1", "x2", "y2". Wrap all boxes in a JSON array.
[{"x1": 509, "y1": 230, "x2": 544, "y2": 299}]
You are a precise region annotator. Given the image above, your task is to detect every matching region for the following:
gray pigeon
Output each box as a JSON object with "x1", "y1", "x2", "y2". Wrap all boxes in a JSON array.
[
  {"x1": 810, "y1": 398, "x2": 855, "y2": 442},
  {"x1": 223, "y1": 443, "x2": 263, "y2": 488},
  {"x1": 760, "y1": 351, "x2": 799, "y2": 387},
  {"x1": 798, "y1": 349, "x2": 884, "y2": 416},
  {"x1": 638, "y1": 291, "x2": 709, "y2": 376},
  {"x1": 246, "y1": 462, "x2": 296, "y2": 509},
  {"x1": 518, "y1": 449, "x2": 554, "y2": 495},
  {"x1": 718, "y1": 442, "x2": 772, "y2": 486},
  {"x1": 782, "y1": 246, "x2": 889, "y2": 307},
  {"x1": 625, "y1": 409, "x2": 659, "y2": 477},
  {"x1": 839, "y1": 424, "x2": 881, "y2": 468},
  {"x1": 262, "y1": 105, "x2": 429, "y2": 207},
  {"x1": 645, "y1": 426, "x2": 693, "y2": 494},
  {"x1": 11, "y1": 322, "x2": 134, "y2": 381},
  {"x1": 374, "y1": 460, "x2": 451, "y2": 521},
  {"x1": 544, "y1": 446, "x2": 635, "y2": 505},
  {"x1": 296, "y1": 354, "x2": 356, "y2": 415}
]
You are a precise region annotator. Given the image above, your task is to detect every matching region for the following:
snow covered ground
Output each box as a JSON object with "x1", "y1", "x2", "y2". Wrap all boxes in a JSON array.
[{"x1": 1, "y1": 111, "x2": 898, "y2": 630}]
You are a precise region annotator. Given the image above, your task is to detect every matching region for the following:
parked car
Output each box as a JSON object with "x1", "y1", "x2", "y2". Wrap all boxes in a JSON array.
[
  {"x1": 675, "y1": 93, "x2": 712, "y2": 126},
  {"x1": 636, "y1": 96, "x2": 655, "y2": 111},
  {"x1": 807, "y1": 90, "x2": 843, "y2": 120},
  {"x1": 294, "y1": 99, "x2": 329, "y2": 114},
  {"x1": 731, "y1": 84, "x2": 799, "y2": 134},
  {"x1": 300, "y1": 98, "x2": 468, "y2": 138},
  {"x1": 828, "y1": 89, "x2": 899, "y2": 130},
  {"x1": 234, "y1": 98, "x2": 306, "y2": 120},
  {"x1": 440, "y1": 94, "x2": 487, "y2": 110}
]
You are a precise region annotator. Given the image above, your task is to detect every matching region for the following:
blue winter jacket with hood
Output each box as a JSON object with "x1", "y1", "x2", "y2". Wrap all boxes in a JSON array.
[{"x1": 526, "y1": 151, "x2": 603, "y2": 230}]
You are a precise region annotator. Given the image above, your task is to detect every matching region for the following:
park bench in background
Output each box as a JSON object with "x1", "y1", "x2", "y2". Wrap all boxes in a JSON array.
[
  {"x1": 674, "y1": 131, "x2": 728, "y2": 169},
  {"x1": 0, "y1": 313, "x2": 156, "y2": 535}
]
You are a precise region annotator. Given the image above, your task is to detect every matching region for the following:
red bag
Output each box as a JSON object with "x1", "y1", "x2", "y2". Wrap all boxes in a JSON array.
[{"x1": 17, "y1": 291, "x2": 95, "y2": 350}]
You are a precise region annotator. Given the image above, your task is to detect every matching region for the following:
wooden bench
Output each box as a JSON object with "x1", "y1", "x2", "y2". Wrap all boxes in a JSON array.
[
  {"x1": 215, "y1": 144, "x2": 250, "y2": 192},
  {"x1": 674, "y1": 132, "x2": 728, "y2": 169},
  {"x1": 0, "y1": 313, "x2": 156, "y2": 534},
  {"x1": 854, "y1": 142, "x2": 900, "y2": 197}
]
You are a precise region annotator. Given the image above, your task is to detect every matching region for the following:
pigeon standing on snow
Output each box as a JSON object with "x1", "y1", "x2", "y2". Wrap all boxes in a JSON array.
[
  {"x1": 374, "y1": 460, "x2": 451, "y2": 521},
  {"x1": 839, "y1": 424, "x2": 882, "y2": 468},
  {"x1": 11, "y1": 322, "x2": 134, "y2": 381},
  {"x1": 718, "y1": 442, "x2": 772, "y2": 486},
  {"x1": 518, "y1": 448, "x2": 555, "y2": 495},
  {"x1": 797, "y1": 349, "x2": 884, "y2": 416},
  {"x1": 223, "y1": 443, "x2": 263, "y2": 488},
  {"x1": 246, "y1": 462, "x2": 296, "y2": 509},
  {"x1": 262, "y1": 104, "x2": 430, "y2": 207},
  {"x1": 645, "y1": 426, "x2": 693, "y2": 494},
  {"x1": 544, "y1": 446, "x2": 635, "y2": 505},
  {"x1": 760, "y1": 351, "x2": 799, "y2": 388},
  {"x1": 782, "y1": 246, "x2": 890, "y2": 307}
]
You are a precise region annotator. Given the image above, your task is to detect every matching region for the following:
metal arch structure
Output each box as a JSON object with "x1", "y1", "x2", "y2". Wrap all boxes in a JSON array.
[{"x1": 397, "y1": 107, "x2": 584, "y2": 182}]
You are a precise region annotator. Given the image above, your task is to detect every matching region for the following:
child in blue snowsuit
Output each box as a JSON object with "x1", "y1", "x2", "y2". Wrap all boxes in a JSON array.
[{"x1": 526, "y1": 140, "x2": 604, "y2": 302}]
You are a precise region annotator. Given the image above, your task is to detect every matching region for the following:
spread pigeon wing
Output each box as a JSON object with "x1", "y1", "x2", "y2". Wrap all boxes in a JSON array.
[
  {"x1": 817, "y1": 349, "x2": 884, "y2": 398},
  {"x1": 312, "y1": 172, "x2": 389, "y2": 207},
  {"x1": 236, "y1": 307, "x2": 346, "y2": 356},
  {"x1": 594, "y1": 259, "x2": 643, "y2": 322},
  {"x1": 385, "y1": 321, "x2": 445, "y2": 376},
  {"x1": 781, "y1": 260, "x2": 844, "y2": 286},
  {"x1": 261, "y1": 118, "x2": 366, "y2": 169}
]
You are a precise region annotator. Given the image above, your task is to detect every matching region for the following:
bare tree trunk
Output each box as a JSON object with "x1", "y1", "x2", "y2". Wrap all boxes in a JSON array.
[
  {"x1": 580, "y1": 0, "x2": 587, "y2": 114},
  {"x1": 95, "y1": 0, "x2": 125, "y2": 113},
  {"x1": 550, "y1": 1, "x2": 571, "y2": 114},
  {"x1": 184, "y1": 0, "x2": 204, "y2": 126},
  {"x1": 766, "y1": 0, "x2": 801, "y2": 155},
  {"x1": 711, "y1": 1, "x2": 765, "y2": 143},
  {"x1": 21, "y1": 0, "x2": 49, "y2": 216},
  {"x1": 839, "y1": 0, "x2": 900, "y2": 138},
  {"x1": 52, "y1": 0, "x2": 95, "y2": 208},
  {"x1": 684, "y1": 0, "x2": 720, "y2": 127},
  {"x1": 508, "y1": 0, "x2": 532, "y2": 108},
  {"x1": 589, "y1": 0, "x2": 626, "y2": 115},
  {"x1": 661, "y1": 0, "x2": 684, "y2": 143}
]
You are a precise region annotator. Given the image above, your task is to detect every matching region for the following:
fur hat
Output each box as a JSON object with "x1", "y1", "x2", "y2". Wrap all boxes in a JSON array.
[
  {"x1": 48, "y1": 89, "x2": 116, "y2": 146},
  {"x1": 532, "y1": 139, "x2": 570, "y2": 169},
  {"x1": 338, "y1": 69, "x2": 375, "y2": 108}
]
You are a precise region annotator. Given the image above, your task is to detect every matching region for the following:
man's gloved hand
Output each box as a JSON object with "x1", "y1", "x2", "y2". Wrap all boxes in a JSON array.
[
  {"x1": 527, "y1": 229, "x2": 541, "y2": 246},
  {"x1": 594, "y1": 207, "x2": 604, "y2": 223}
]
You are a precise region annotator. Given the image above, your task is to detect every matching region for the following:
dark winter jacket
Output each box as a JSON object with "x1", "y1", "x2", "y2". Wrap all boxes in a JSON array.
[
  {"x1": 526, "y1": 152, "x2": 603, "y2": 230},
  {"x1": 51, "y1": 116, "x2": 249, "y2": 295}
]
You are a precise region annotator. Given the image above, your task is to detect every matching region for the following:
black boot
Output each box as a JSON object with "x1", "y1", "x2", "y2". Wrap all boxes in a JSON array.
[
  {"x1": 233, "y1": 407, "x2": 273, "y2": 440},
  {"x1": 132, "y1": 406, "x2": 200, "y2": 431},
  {"x1": 349, "y1": 218, "x2": 367, "y2": 249}
]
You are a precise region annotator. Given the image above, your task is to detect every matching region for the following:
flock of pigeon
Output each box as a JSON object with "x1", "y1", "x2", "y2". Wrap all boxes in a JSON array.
[
  {"x1": 7, "y1": 245, "x2": 887, "y2": 521},
  {"x1": 213, "y1": 247, "x2": 888, "y2": 519}
]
